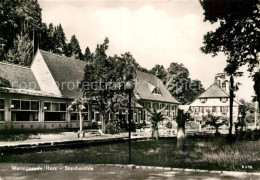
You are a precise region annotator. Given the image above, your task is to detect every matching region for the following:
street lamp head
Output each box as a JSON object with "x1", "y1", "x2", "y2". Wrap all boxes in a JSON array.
[{"x1": 125, "y1": 81, "x2": 135, "y2": 91}]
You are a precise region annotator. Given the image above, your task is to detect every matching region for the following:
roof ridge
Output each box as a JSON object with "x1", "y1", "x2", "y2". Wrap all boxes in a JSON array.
[
  {"x1": 0, "y1": 61, "x2": 31, "y2": 69},
  {"x1": 214, "y1": 82, "x2": 230, "y2": 96},
  {"x1": 198, "y1": 82, "x2": 229, "y2": 98},
  {"x1": 39, "y1": 49, "x2": 87, "y2": 64}
]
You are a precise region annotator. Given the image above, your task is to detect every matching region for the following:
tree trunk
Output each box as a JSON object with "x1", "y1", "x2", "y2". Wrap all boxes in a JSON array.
[
  {"x1": 177, "y1": 126, "x2": 185, "y2": 147},
  {"x1": 152, "y1": 128, "x2": 159, "y2": 140},
  {"x1": 229, "y1": 75, "x2": 234, "y2": 136},
  {"x1": 79, "y1": 111, "x2": 83, "y2": 133},
  {"x1": 215, "y1": 127, "x2": 219, "y2": 135},
  {"x1": 177, "y1": 109, "x2": 186, "y2": 148}
]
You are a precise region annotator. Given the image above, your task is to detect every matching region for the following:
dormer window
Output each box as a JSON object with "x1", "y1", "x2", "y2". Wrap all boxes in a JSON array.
[
  {"x1": 200, "y1": 98, "x2": 207, "y2": 103},
  {"x1": 152, "y1": 87, "x2": 162, "y2": 95}
]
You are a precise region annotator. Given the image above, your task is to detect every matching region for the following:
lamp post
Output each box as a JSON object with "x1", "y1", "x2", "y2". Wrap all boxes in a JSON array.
[{"x1": 125, "y1": 81, "x2": 135, "y2": 164}]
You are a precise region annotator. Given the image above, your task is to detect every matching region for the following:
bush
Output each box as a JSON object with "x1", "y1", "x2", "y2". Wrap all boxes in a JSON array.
[
  {"x1": 105, "y1": 122, "x2": 121, "y2": 134},
  {"x1": 136, "y1": 121, "x2": 147, "y2": 129},
  {"x1": 236, "y1": 129, "x2": 260, "y2": 141}
]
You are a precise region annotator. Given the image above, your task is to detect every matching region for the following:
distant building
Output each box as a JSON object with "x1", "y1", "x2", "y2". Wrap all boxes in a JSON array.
[
  {"x1": 190, "y1": 73, "x2": 240, "y2": 123},
  {"x1": 0, "y1": 50, "x2": 179, "y2": 130}
]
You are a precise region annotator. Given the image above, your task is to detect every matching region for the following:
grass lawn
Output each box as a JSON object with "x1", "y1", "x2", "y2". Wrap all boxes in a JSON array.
[{"x1": 1, "y1": 135, "x2": 260, "y2": 171}]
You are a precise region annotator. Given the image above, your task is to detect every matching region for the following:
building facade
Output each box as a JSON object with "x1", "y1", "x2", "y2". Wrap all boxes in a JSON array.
[
  {"x1": 190, "y1": 73, "x2": 240, "y2": 123},
  {"x1": 0, "y1": 50, "x2": 179, "y2": 130}
]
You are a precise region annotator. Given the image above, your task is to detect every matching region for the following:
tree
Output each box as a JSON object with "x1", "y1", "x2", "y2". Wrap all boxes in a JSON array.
[
  {"x1": 146, "y1": 108, "x2": 167, "y2": 140},
  {"x1": 65, "y1": 35, "x2": 83, "y2": 60},
  {"x1": 67, "y1": 98, "x2": 87, "y2": 138},
  {"x1": 5, "y1": 33, "x2": 32, "y2": 66},
  {"x1": 149, "y1": 64, "x2": 167, "y2": 81},
  {"x1": 0, "y1": 0, "x2": 42, "y2": 59},
  {"x1": 200, "y1": 0, "x2": 258, "y2": 137},
  {"x1": 253, "y1": 70, "x2": 260, "y2": 111},
  {"x1": 52, "y1": 24, "x2": 66, "y2": 55},
  {"x1": 176, "y1": 105, "x2": 191, "y2": 148},
  {"x1": 204, "y1": 114, "x2": 228, "y2": 135},
  {"x1": 164, "y1": 62, "x2": 204, "y2": 104},
  {"x1": 200, "y1": 0, "x2": 259, "y2": 74},
  {"x1": 79, "y1": 38, "x2": 137, "y2": 132},
  {"x1": 83, "y1": 47, "x2": 93, "y2": 61}
]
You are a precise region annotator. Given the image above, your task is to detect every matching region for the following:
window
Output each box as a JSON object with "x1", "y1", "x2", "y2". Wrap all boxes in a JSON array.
[
  {"x1": 91, "y1": 106, "x2": 101, "y2": 121},
  {"x1": 70, "y1": 104, "x2": 89, "y2": 121},
  {"x1": 221, "y1": 106, "x2": 228, "y2": 113},
  {"x1": 145, "y1": 102, "x2": 151, "y2": 109},
  {"x1": 44, "y1": 102, "x2": 67, "y2": 121},
  {"x1": 160, "y1": 103, "x2": 165, "y2": 109},
  {"x1": 0, "y1": 99, "x2": 5, "y2": 121},
  {"x1": 153, "y1": 103, "x2": 159, "y2": 110},
  {"x1": 152, "y1": 87, "x2": 162, "y2": 95},
  {"x1": 212, "y1": 106, "x2": 217, "y2": 112},
  {"x1": 222, "y1": 83, "x2": 226, "y2": 88},
  {"x1": 194, "y1": 107, "x2": 200, "y2": 113},
  {"x1": 141, "y1": 110, "x2": 146, "y2": 120},
  {"x1": 21, "y1": 101, "x2": 30, "y2": 110},
  {"x1": 11, "y1": 100, "x2": 39, "y2": 121}
]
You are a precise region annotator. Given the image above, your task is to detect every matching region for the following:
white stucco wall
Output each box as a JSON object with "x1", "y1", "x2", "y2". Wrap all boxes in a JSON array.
[
  {"x1": 190, "y1": 97, "x2": 240, "y2": 122},
  {"x1": 31, "y1": 51, "x2": 62, "y2": 96}
]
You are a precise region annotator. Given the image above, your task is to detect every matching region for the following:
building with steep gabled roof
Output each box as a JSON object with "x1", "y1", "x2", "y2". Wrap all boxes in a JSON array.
[
  {"x1": 0, "y1": 49, "x2": 179, "y2": 130},
  {"x1": 190, "y1": 73, "x2": 240, "y2": 124}
]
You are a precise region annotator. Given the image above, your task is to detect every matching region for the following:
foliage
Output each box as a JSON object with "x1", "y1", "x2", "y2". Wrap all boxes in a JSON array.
[
  {"x1": 239, "y1": 99, "x2": 255, "y2": 113},
  {"x1": 52, "y1": 24, "x2": 66, "y2": 55},
  {"x1": 83, "y1": 47, "x2": 93, "y2": 61},
  {"x1": 136, "y1": 121, "x2": 147, "y2": 129},
  {"x1": 105, "y1": 122, "x2": 120, "y2": 134},
  {"x1": 149, "y1": 64, "x2": 167, "y2": 81},
  {"x1": 147, "y1": 108, "x2": 167, "y2": 130},
  {"x1": 253, "y1": 70, "x2": 260, "y2": 110},
  {"x1": 5, "y1": 33, "x2": 32, "y2": 66},
  {"x1": 146, "y1": 108, "x2": 167, "y2": 139},
  {"x1": 64, "y1": 35, "x2": 83, "y2": 60},
  {"x1": 236, "y1": 129, "x2": 260, "y2": 141},
  {"x1": 79, "y1": 38, "x2": 137, "y2": 125},
  {"x1": 204, "y1": 114, "x2": 228, "y2": 135},
  {"x1": 165, "y1": 121, "x2": 172, "y2": 129},
  {"x1": 0, "y1": 0, "x2": 42, "y2": 60},
  {"x1": 200, "y1": 0, "x2": 259, "y2": 74},
  {"x1": 164, "y1": 62, "x2": 204, "y2": 104}
]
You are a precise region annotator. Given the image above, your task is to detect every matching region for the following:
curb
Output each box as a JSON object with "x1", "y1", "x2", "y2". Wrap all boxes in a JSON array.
[
  {"x1": 0, "y1": 136, "x2": 151, "y2": 155},
  {"x1": 100, "y1": 164, "x2": 260, "y2": 176}
]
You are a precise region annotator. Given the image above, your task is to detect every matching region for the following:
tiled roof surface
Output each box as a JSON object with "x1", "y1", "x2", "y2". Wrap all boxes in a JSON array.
[
  {"x1": 0, "y1": 62, "x2": 40, "y2": 91},
  {"x1": 39, "y1": 50, "x2": 180, "y2": 104},
  {"x1": 40, "y1": 50, "x2": 86, "y2": 98},
  {"x1": 135, "y1": 71, "x2": 180, "y2": 104},
  {"x1": 199, "y1": 83, "x2": 229, "y2": 98}
]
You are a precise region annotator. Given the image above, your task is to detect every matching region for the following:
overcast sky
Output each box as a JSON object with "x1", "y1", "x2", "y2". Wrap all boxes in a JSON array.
[{"x1": 38, "y1": 0, "x2": 255, "y2": 101}]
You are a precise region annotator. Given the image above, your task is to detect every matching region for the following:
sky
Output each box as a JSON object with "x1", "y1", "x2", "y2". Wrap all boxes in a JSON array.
[{"x1": 38, "y1": 0, "x2": 255, "y2": 101}]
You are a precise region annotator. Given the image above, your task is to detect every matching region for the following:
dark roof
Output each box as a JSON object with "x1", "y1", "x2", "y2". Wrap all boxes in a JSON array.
[
  {"x1": 39, "y1": 50, "x2": 86, "y2": 98},
  {"x1": 0, "y1": 62, "x2": 40, "y2": 90},
  {"x1": 39, "y1": 50, "x2": 180, "y2": 104},
  {"x1": 199, "y1": 83, "x2": 229, "y2": 98},
  {"x1": 135, "y1": 71, "x2": 180, "y2": 104}
]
